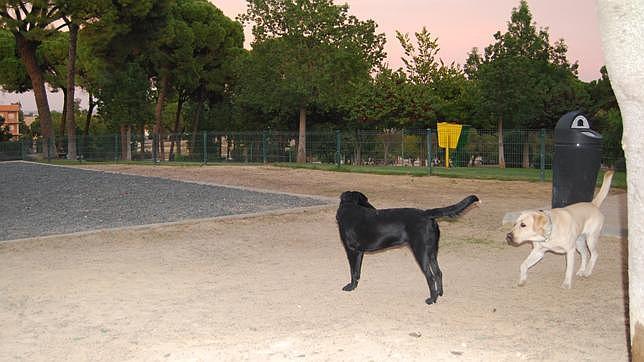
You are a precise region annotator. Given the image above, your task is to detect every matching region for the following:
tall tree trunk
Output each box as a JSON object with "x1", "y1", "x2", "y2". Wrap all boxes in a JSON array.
[
  {"x1": 522, "y1": 139, "x2": 530, "y2": 168},
  {"x1": 59, "y1": 87, "x2": 67, "y2": 142},
  {"x1": 65, "y1": 23, "x2": 79, "y2": 160},
  {"x1": 498, "y1": 117, "x2": 506, "y2": 168},
  {"x1": 160, "y1": 127, "x2": 166, "y2": 161},
  {"x1": 190, "y1": 101, "x2": 204, "y2": 156},
  {"x1": 297, "y1": 107, "x2": 307, "y2": 163},
  {"x1": 218, "y1": 135, "x2": 223, "y2": 160},
  {"x1": 383, "y1": 142, "x2": 389, "y2": 165},
  {"x1": 126, "y1": 126, "x2": 132, "y2": 160},
  {"x1": 83, "y1": 93, "x2": 95, "y2": 136},
  {"x1": 169, "y1": 97, "x2": 184, "y2": 161},
  {"x1": 154, "y1": 73, "x2": 169, "y2": 161},
  {"x1": 56, "y1": 87, "x2": 67, "y2": 154},
  {"x1": 354, "y1": 130, "x2": 362, "y2": 165},
  {"x1": 140, "y1": 123, "x2": 146, "y2": 155},
  {"x1": 119, "y1": 125, "x2": 132, "y2": 161},
  {"x1": 81, "y1": 93, "x2": 95, "y2": 159},
  {"x1": 120, "y1": 125, "x2": 128, "y2": 160},
  {"x1": 598, "y1": 2, "x2": 644, "y2": 359},
  {"x1": 14, "y1": 33, "x2": 55, "y2": 158},
  {"x1": 177, "y1": 127, "x2": 184, "y2": 157}
]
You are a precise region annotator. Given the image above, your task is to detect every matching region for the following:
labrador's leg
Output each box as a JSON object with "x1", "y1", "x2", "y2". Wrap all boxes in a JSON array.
[
  {"x1": 575, "y1": 235, "x2": 590, "y2": 277},
  {"x1": 562, "y1": 249, "x2": 576, "y2": 289},
  {"x1": 583, "y1": 227, "x2": 602, "y2": 277},
  {"x1": 519, "y1": 247, "x2": 545, "y2": 286}
]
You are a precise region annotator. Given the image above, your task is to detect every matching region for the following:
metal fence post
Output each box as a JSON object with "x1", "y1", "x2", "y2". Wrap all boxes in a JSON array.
[
  {"x1": 427, "y1": 128, "x2": 432, "y2": 175},
  {"x1": 202, "y1": 131, "x2": 208, "y2": 165},
  {"x1": 152, "y1": 134, "x2": 157, "y2": 163},
  {"x1": 20, "y1": 138, "x2": 24, "y2": 160},
  {"x1": 76, "y1": 134, "x2": 81, "y2": 163},
  {"x1": 539, "y1": 128, "x2": 546, "y2": 181},
  {"x1": 401, "y1": 129, "x2": 405, "y2": 163},
  {"x1": 47, "y1": 137, "x2": 51, "y2": 163},
  {"x1": 114, "y1": 134, "x2": 119, "y2": 162},
  {"x1": 262, "y1": 130, "x2": 268, "y2": 163},
  {"x1": 335, "y1": 130, "x2": 341, "y2": 166}
]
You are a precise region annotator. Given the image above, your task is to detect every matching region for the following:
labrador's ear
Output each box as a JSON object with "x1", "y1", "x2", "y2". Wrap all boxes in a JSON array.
[
  {"x1": 357, "y1": 192, "x2": 376, "y2": 209},
  {"x1": 533, "y1": 212, "x2": 549, "y2": 235}
]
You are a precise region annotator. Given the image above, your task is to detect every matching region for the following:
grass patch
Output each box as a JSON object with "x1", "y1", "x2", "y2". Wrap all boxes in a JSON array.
[{"x1": 275, "y1": 163, "x2": 627, "y2": 189}]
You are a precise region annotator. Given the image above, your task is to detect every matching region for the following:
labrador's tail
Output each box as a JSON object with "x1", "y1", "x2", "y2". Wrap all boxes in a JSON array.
[
  {"x1": 424, "y1": 195, "x2": 480, "y2": 218},
  {"x1": 591, "y1": 171, "x2": 615, "y2": 207}
]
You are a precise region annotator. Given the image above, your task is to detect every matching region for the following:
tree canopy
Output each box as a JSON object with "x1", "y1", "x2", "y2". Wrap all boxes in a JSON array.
[
  {"x1": 237, "y1": 0, "x2": 386, "y2": 161},
  {"x1": 0, "y1": 0, "x2": 620, "y2": 167}
]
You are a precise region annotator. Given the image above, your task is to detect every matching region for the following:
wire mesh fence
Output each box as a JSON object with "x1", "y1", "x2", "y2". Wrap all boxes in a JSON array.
[{"x1": 2, "y1": 128, "x2": 624, "y2": 174}]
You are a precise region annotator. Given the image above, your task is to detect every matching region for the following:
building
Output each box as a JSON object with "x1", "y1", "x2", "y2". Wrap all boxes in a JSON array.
[{"x1": 0, "y1": 103, "x2": 21, "y2": 137}]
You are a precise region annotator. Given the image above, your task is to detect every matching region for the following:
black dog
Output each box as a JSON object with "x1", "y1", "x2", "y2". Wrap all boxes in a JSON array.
[{"x1": 336, "y1": 191, "x2": 479, "y2": 305}]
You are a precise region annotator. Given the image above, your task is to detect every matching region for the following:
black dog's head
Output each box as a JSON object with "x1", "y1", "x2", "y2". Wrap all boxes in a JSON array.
[{"x1": 340, "y1": 191, "x2": 376, "y2": 209}]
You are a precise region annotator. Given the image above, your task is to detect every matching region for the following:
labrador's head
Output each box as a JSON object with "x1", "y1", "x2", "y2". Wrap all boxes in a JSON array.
[
  {"x1": 339, "y1": 191, "x2": 376, "y2": 209},
  {"x1": 506, "y1": 211, "x2": 549, "y2": 245}
]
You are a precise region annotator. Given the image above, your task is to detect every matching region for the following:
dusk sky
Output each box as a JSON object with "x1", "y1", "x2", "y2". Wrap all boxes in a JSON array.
[{"x1": 1, "y1": 0, "x2": 605, "y2": 113}]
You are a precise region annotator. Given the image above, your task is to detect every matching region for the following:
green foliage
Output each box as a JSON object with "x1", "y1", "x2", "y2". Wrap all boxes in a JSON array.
[
  {"x1": 166, "y1": 0, "x2": 243, "y2": 124},
  {"x1": 586, "y1": 67, "x2": 623, "y2": 165},
  {"x1": 38, "y1": 31, "x2": 69, "y2": 91},
  {"x1": 465, "y1": 0, "x2": 587, "y2": 129},
  {"x1": 0, "y1": 114, "x2": 10, "y2": 141},
  {"x1": 97, "y1": 61, "x2": 153, "y2": 126},
  {"x1": 396, "y1": 27, "x2": 440, "y2": 85},
  {"x1": 0, "y1": 0, "x2": 65, "y2": 39},
  {"x1": 0, "y1": 29, "x2": 30, "y2": 92},
  {"x1": 346, "y1": 26, "x2": 468, "y2": 130},
  {"x1": 236, "y1": 0, "x2": 386, "y2": 126},
  {"x1": 83, "y1": 0, "x2": 173, "y2": 65},
  {"x1": 0, "y1": 0, "x2": 623, "y2": 172},
  {"x1": 83, "y1": 0, "x2": 173, "y2": 130}
]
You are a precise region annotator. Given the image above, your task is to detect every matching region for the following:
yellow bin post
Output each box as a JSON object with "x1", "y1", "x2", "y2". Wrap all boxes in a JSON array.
[{"x1": 436, "y1": 122, "x2": 463, "y2": 168}]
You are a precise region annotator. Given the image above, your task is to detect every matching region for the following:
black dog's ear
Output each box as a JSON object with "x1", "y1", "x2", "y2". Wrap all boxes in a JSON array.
[
  {"x1": 340, "y1": 191, "x2": 354, "y2": 203},
  {"x1": 356, "y1": 192, "x2": 376, "y2": 209},
  {"x1": 340, "y1": 191, "x2": 375, "y2": 209}
]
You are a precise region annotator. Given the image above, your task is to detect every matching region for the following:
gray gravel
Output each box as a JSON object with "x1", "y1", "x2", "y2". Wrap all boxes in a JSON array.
[{"x1": 0, "y1": 162, "x2": 327, "y2": 241}]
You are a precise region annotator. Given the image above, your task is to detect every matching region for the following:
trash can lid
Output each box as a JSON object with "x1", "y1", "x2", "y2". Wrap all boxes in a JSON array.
[{"x1": 554, "y1": 111, "x2": 602, "y2": 145}]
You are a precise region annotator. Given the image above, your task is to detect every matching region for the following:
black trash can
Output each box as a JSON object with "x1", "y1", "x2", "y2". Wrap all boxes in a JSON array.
[{"x1": 552, "y1": 111, "x2": 602, "y2": 208}]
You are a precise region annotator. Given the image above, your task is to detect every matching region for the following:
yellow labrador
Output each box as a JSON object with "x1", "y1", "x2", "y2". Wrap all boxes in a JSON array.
[{"x1": 506, "y1": 171, "x2": 614, "y2": 288}]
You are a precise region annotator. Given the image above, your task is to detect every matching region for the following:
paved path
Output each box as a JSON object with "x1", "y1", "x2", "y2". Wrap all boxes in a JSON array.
[{"x1": 0, "y1": 162, "x2": 327, "y2": 241}]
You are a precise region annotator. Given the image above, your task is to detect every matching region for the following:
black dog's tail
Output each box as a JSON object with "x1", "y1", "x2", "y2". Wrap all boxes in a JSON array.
[{"x1": 424, "y1": 195, "x2": 479, "y2": 218}]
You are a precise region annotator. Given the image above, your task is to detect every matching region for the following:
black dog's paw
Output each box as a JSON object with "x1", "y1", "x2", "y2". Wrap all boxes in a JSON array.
[
  {"x1": 425, "y1": 297, "x2": 437, "y2": 305},
  {"x1": 342, "y1": 282, "x2": 357, "y2": 291}
]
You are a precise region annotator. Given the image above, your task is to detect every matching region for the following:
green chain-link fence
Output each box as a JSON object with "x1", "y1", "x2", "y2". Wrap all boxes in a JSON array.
[{"x1": 1, "y1": 128, "x2": 624, "y2": 177}]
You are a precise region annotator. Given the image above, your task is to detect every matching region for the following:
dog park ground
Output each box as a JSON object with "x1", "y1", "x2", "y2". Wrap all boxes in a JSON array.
[{"x1": 1, "y1": 163, "x2": 629, "y2": 361}]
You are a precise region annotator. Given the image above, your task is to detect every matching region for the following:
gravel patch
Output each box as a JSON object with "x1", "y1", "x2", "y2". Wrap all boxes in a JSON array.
[{"x1": 0, "y1": 162, "x2": 328, "y2": 241}]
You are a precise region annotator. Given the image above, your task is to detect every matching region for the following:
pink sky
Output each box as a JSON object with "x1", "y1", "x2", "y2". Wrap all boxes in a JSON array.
[
  {"x1": 1, "y1": 0, "x2": 605, "y2": 112},
  {"x1": 212, "y1": 0, "x2": 604, "y2": 80}
]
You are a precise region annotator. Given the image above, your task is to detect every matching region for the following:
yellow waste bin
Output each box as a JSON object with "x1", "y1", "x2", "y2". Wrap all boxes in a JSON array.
[{"x1": 436, "y1": 122, "x2": 463, "y2": 168}]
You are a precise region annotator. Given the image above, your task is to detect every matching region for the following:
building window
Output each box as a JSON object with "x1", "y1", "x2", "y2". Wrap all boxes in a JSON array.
[{"x1": 7, "y1": 112, "x2": 15, "y2": 121}]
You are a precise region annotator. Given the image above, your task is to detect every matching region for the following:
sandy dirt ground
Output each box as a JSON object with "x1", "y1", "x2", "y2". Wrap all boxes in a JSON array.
[{"x1": 0, "y1": 164, "x2": 629, "y2": 361}]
